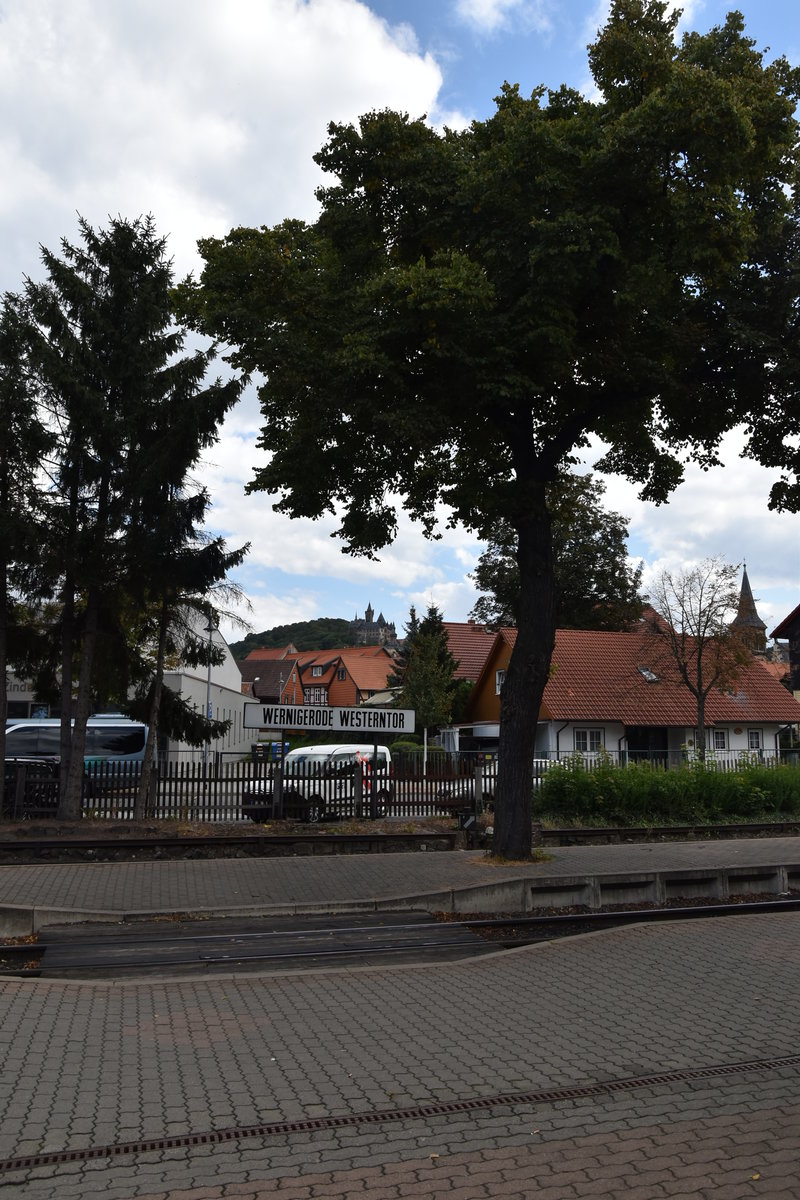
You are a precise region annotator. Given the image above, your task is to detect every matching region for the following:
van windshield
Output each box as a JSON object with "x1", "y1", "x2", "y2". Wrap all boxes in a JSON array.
[{"x1": 286, "y1": 753, "x2": 331, "y2": 769}]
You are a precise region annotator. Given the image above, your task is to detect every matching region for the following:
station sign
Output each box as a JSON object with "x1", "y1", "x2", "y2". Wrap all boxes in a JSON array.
[{"x1": 243, "y1": 702, "x2": 415, "y2": 735}]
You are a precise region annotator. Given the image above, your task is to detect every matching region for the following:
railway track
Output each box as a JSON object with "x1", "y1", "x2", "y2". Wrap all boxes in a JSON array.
[
  {"x1": 1, "y1": 819, "x2": 799, "y2": 863},
  {"x1": 3, "y1": 897, "x2": 800, "y2": 979}
]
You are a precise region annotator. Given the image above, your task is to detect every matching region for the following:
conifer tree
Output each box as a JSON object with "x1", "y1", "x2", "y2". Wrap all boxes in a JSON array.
[
  {"x1": 398, "y1": 604, "x2": 459, "y2": 735},
  {"x1": 20, "y1": 215, "x2": 244, "y2": 817}
]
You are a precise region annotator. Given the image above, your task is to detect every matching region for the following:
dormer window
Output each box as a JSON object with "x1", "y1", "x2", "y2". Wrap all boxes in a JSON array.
[
  {"x1": 638, "y1": 666, "x2": 659, "y2": 683},
  {"x1": 311, "y1": 665, "x2": 323, "y2": 677}
]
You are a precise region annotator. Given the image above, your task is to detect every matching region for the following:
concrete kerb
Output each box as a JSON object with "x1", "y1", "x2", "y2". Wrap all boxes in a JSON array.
[{"x1": 3, "y1": 860, "x2": 800, "y2": 938}]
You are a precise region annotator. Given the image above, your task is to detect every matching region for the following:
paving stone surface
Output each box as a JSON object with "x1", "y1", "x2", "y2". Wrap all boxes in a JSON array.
[
  {"x1": 2, "y1": 836, "x2": 800, "y2": 916},
  {"x1": 2, "y1": 841, "x2": 800, "y2": 1196}
]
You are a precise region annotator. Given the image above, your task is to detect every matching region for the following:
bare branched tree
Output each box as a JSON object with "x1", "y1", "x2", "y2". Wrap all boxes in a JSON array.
[{"x1": 647, "y1": 557, "x2": 752, "y2": 760}]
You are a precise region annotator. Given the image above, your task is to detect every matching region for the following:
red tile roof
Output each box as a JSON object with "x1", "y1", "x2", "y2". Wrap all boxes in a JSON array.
[
  {"x1": 492, "y1": 626, "x2": 800, "y2": 726},
  {"x1": 343, "y1": 656, "x2": 396, "y2": 691},
  {"x1": 274, "y1": 647, "x2": 397, "y2": 695},
  {"x1": 443, "y1": 622, "x2": 501, "y2": 681},
  {"x1": 242, "y1": 645, "x2": 298, "y2": 662}
]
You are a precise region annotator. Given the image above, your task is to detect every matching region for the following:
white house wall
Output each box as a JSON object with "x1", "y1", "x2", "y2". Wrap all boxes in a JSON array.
[
  {"x1": 535, "y1": 721, "x2": 786, "y2": 763},
  {"x1": 162, "y1": 670, "x2": 251, "y2": 763}
]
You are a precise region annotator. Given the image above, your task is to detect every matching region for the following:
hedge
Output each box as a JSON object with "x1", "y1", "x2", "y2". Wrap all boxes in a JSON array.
[{"x1": 536, "y1": 755, "x2": 800, "y2": 825}]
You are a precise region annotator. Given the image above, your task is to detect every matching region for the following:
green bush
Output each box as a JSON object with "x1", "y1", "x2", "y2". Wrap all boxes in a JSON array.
[{"x1": 537, "y1": 755, "x2": 800, "y2": 825}]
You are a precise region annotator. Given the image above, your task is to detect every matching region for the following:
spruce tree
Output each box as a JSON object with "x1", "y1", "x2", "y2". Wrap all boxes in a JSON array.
[{"x1": 20, "y1": 215, "x2": 244, "y2": 817}]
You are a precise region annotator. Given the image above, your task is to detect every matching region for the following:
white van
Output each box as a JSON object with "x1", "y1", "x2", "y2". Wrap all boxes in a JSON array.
[{"x1": 243, "y1": 743, "x2": 393, "y2": 823}]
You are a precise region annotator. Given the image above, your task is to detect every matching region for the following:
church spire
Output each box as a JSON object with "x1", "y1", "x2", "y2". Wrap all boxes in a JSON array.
[{"x1": 731, "y1": 563, "x2": 767, "y2": 654}]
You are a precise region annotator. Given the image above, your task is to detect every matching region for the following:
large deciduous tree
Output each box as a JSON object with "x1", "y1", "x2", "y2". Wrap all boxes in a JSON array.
[
  {"x1": 175, "y1": 1, "x2": 800, "y2": 859},
  {"x1": 470, "y1": 474, "x2": 643, "y2": 630}
]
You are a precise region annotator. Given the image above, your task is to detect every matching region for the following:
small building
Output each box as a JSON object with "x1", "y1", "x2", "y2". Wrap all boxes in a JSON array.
[
  {"x1": 771, "y1": 605, "x2": 800, "y2": 698},
  {"x1": 247, "y1": 645, "x2": 397, "y2": 711}
]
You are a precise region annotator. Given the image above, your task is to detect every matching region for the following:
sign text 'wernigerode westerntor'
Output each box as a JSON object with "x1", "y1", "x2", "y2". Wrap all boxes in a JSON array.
[{"x1": 243, "y1": 703, "x2": 415, "y2": 734}]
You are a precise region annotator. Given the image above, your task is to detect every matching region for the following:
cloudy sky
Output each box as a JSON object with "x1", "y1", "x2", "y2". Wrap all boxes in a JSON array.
[{"x1": 2, "y1": 0, "x2": 799, "y2": 642}]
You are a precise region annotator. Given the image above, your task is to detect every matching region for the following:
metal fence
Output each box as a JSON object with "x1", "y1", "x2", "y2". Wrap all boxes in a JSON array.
[
  {"x1": 2, "y1": 758, "x2": 485, "y2": 823},
  {"x1": 3, "y1": 748, "x2": 799, "y2": 823}
]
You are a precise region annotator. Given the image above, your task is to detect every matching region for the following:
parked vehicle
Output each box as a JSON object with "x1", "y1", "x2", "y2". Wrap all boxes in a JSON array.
[
  {"x1": 242, "y1": 743, "x2": 393, "y2": 823},
  {"x1": 4, "y1": 717, "x2": 147, "y2": 764}
]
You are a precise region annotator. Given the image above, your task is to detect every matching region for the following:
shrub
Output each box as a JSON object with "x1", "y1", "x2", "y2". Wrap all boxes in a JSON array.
[{"x1": 536, "y1": 757, "x2": 800, "y2": 826}]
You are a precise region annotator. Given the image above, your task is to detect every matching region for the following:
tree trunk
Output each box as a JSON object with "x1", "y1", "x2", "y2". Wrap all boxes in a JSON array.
[
  {"x1": 696, "y1": 694, "x2": 707, "y2": 762},
  {"x1": 135, "y1": 601, "x2": 169, "y2": 819},
  {"x1": 59, "y1": 588, "x2": 99, "y2": 819},
  {"x1": 493, "y1": 489, "x2": 556, "y2": 861},
  {"x1": 58, "y1": 577, "x2": 75, "y2": 785},
  {"x1": 59, "y1": 475, "x2": 80, "y2": 785}
]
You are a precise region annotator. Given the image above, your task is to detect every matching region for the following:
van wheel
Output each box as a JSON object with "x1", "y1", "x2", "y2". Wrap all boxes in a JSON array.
[{"x1": 375, "y1": 788, "x2": 390, "y2": 817}]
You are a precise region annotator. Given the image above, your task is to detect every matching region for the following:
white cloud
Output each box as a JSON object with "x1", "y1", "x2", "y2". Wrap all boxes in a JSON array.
[
  {"x1": 454, "y1": 0, "x2": 553, "y2": 37},
  {"x1": 0, "y1": 0, "x2": 444, "y2": 291},
  {"x1": 584, "y1": 429, "x2": 800, "y2": 635},
  {"x1": 0, "y1": 0, "x2": 454, "y2": 640}
]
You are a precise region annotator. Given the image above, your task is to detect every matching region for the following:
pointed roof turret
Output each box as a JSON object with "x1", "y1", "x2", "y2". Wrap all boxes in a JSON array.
[{"x1": 731, "y1": 564, "x2": 767, "y2": 654}]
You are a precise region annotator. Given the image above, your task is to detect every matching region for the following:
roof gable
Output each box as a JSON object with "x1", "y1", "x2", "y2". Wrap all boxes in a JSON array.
[
  {"x1": 443, "y1": 621, "x2": 499, "y2": 680},
  {"x1": 471, "y1": 624, "x2": 800, "y2": 726}
]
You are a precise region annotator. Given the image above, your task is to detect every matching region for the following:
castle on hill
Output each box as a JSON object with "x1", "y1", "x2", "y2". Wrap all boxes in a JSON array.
[{"x1": 349, "y1": 603, "x2": 397, "y2": 647}]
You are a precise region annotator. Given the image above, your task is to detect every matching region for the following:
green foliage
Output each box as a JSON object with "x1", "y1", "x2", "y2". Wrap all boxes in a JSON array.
[
  {"x1": 5, "y1": 215, "x2": 245, "y2": 817},
  {"x1": 538, "y1": 756, "x2": 800, "y2": 825},
  {"x1": 0, "y1": 297, "x2": 57, "y2": 809},
  {"x1": 389, "y1": 737, "x2": 423, "y2": 751},
  {"x1": 230, "y1": 617, "x2": 351, "y2": 657},
  {"x1": 396, "y1": 605, "x2": 460, "y2": 731},
  {"x1": 470, "y1": 474, "x2": 643, "y2": 630},
  {"x1": 386, "y1": 605, "x2": 419, "y2": 689}
]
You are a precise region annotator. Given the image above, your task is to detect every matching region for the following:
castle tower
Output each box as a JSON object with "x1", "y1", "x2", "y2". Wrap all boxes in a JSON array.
[{"x1": 730, "y1": 564, "x2": 767, "y2": 655}]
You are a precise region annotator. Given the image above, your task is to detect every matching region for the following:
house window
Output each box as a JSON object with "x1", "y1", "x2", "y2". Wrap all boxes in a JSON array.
[
  {"x1": 575, "y1": 729, "x2": 603, "y2": 753},
  {"x1": 713, "y1": 729, "x2": 728, "y2": 751},
  {"x1": 337, "y1": 668, "x2": 346, "y2": 681},
  {"x1": 748, "y1": 729, "x2": 762, "y2": 751},
  {"x1": 495, "y1": 669, "x2": 506, "y2": 695},
  {"x1": 311, "y1": 665, "x2": 323, "y2": 677}
]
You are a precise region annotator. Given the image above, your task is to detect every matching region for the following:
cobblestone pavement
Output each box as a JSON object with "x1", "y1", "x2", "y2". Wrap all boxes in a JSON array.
[
  {"x1": 2, "y1": 836, "x2": 800, "y2": 916},
  {"x1": 2, "y1": 905, "x2": 800, "y2": 1197}
]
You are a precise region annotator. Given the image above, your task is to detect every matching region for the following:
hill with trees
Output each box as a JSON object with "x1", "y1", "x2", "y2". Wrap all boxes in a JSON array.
[{"x1": 231, "y1": 618, "x2": 352, "y2": 658}]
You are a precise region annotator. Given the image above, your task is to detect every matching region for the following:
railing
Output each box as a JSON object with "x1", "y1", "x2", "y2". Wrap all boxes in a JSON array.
[
  {"x1": 2, "y1": 759, "x2": 484, "y2": 823},
  {"x1": 3, "y1": 749, "x2": 799, "y2": 823}
]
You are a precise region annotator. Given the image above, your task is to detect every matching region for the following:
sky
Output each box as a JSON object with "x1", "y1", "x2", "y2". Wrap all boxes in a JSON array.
[{"x1": 2, "y1": 0, "x2": 800, "y2": 644}]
